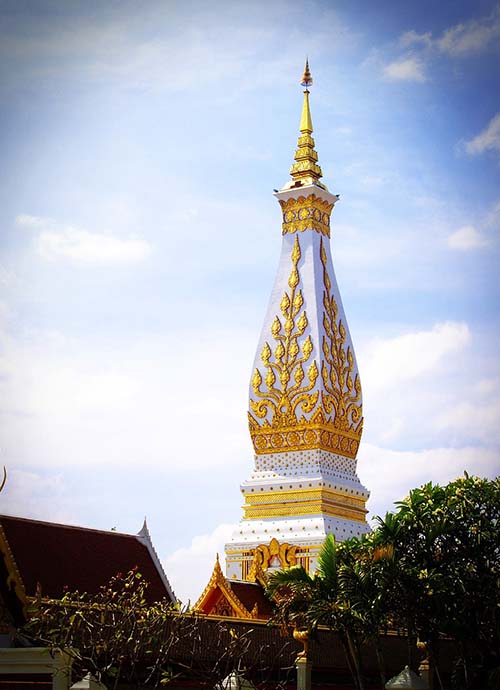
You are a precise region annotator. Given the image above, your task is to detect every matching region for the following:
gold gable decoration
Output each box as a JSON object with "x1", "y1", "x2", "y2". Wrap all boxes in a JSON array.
[
  {"x1": 247, "y1": 538, "x2": 298, "y2": 583},
  {"x1": 248, "y1": 236, "x2": 363, "y2": 460},
  {"x1": 193, "y1": 555, "x2": 257, "y2": 620}
]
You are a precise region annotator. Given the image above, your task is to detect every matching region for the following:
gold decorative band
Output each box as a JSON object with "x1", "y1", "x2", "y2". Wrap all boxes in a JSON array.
[
  {"x1": 279, "y1": 194, "x2": 333, "y2": 237},
  {"x1": 243, "y1": 500, "x2": 367, "y2": 523},
  {"x1": 244, "y1": 488, "x2": 365, "y2": 509},
  {"x1": 248, "y1": 417, "x2": 360, "y2": 459},
  {"x1": 242, "y1": 487, "x2": 367, "y2": 523}
]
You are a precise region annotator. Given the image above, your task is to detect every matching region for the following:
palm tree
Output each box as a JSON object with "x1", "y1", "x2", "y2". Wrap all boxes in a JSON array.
[{"x1": 266, "y1": 535, "x2": 367, "y2": 690}]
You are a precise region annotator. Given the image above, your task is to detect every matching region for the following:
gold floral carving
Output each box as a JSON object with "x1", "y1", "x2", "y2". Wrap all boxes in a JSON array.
[
  {"x1": 279, "y1": 194, "x2": 333, "y2": 237},
  {"x1": 248, "y1": 235, "x2": 363, "y2": 460},
  {"x1": 250, "y1": 235, "x2": 319, "y2": 428},
  {"x1": 320, "y1": 238, "x2": 363, "y2": 435}
]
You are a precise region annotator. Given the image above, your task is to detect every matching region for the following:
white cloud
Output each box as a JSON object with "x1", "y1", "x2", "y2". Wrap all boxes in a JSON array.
[
  {"x1": 400, "y1": 30, "x2": 433, "y2": 50},
  {"x1": 37, "y1": 229, "x2": 151, "y2": 264},
  {"x1": 398, "y1": 10, "x2": 500, "y2": 58},
  {"x1": 361, "y1": 322, "x2": 470, "y2": 391},
  {"x1": 437, "y1": 400, "x2": 500, "y2": 444},
  {"x1": 16, "y1": 214, "x2": 50, "y2": 229},
  {"x1": 464, "y1": 113, "x2": 500, "y2": 156},
  {"x1": 475, "y1": 377, "x2": 500, "y2": 395},
  {"x1": 436, "y1": 376, "x2": 500, "y2": 444},
  {"x1": 447, "y1": 225, "x2": 489, "y2": 250},
  {"x1": 0, "y1": 3, "x2": 354, "y2": 97},
  {"x1": 16, "y1": 215, "x2": 151, "y2": 264},
  {"x1": 0, "y1": 469, "x2": 77, "y2": 524},
  {"x1": 485, "y1": 201, "x2": 500, "y2": 228},
  {"x1": 437, "y1": 11, "x2": 500, "y2": 57},
  {"x1": 163, "y1": 522, "x2": 236, "y2": 605},
  {"x1": 360, "y1": 443, "x2": 500, "y2": 522},
  {"x1": 383, "y1": 57, "x2": 426, "y2": 82},
  {"x1": 0, "y1": 327, "x2": 254, "y2": 473},
  {"x1": 387, "y1": 10, "x2": 500, "y2": 91}
]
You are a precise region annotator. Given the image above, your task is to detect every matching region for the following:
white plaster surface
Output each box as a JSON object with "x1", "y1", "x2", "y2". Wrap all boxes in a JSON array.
[{"x1": 226, "y1": 184, "x2": 369, "y2": 579}]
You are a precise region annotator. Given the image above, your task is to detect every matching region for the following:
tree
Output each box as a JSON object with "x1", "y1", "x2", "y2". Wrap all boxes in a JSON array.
[
  {"x1": 24, "y1": 569, "x2": 185, "y2": 688},
  {"x1": 374, "y1": 474, "x2": 500, "y2": 689},
  {"x1": 268, "y1": 475, "x2": 500, "y2": 690},
  {"x1": 23, "y1": 569, "x2": 297, "y2": 690},
  {"x1": 266, "y1": 534, "x2": 386, "y2": 690}
]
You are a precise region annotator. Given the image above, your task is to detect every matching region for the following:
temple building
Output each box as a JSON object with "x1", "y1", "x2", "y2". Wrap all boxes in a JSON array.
[
  {"x1": 0, "y1": 514, "x2": 176, "y2": 629},
  {"x1": 195, "y1": 62, "x2": 369, "y2": 617}
]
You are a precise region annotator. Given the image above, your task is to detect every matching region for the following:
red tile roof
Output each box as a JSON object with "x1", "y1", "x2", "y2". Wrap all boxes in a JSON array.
[
  {"x1": 0, "y1": 514, "x2": 174, "y2": 604},
  {"x1": 229, "y1": 581, "x2": 274, "y2": 618}
]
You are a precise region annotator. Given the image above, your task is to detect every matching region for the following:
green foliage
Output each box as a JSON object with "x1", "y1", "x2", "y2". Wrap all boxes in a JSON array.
[
  {"x1": 267, "y1": 474, "x2": 500, "y2": 690},
  {"x1": 23, "y1": 569, "x2": 296, "y2": 690},
  {"x1": 24, "y1": 569, "x2": 183, "y2": 689},
  {"x1": 377, "y1": 474, "x2": 500, "y2": 689}
]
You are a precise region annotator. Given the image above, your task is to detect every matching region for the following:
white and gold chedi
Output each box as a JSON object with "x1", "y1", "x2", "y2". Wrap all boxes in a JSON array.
[{"x1": 226, "y1": 62, "x2": 370, "y2": 581}]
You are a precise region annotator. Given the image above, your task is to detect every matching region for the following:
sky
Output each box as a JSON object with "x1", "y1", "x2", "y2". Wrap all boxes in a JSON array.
[{"x1": 0, "y1": 0, "x2": 499, "y2": 604}]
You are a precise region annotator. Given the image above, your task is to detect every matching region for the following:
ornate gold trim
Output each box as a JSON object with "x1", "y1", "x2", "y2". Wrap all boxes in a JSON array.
[
  {"x1": 226, "y1": 543, "x2": 326, "y2": 578},
  {"x1": 243, "y1": 502, "x2": 367, "y2": 522},
  {"x1": 248, "y1": 411, "x2": 360, "y2": 458},
  {"x1": 243, "y1": 487, "x2": 365, "y2": 508},
  {"x1": 279, "y1": 194, "x2": 333, "y2": 237}
]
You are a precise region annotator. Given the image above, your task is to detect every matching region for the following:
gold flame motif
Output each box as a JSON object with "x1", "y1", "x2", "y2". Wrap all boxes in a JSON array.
[
  {"x1": 250, "y1": 236, "x2": 319, "y2": 426},
  {"x1": 248, "y1": 236, "x2": 363, "y2": 459},
  {"x1": 320, "y1": 238, "x2": 363, "y2": 433}
]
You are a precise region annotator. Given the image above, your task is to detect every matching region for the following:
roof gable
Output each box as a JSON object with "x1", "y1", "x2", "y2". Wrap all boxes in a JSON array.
[
  {"x1": 194, "y1": 556, "x2": 272, "y2": 620},
  {"x1": 0, "y1": 514, "x2": 175, "y2": 605}
]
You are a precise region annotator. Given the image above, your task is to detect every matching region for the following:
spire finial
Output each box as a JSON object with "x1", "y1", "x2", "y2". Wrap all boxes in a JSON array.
[
  {"x1": 299, "y1": 59, "x2": 313, "y2": 132},
  {"x1": 300, "y1": 58, "x2": 313, "y2": 90},
  {"x1": 288, "y1": 59, "x2": 323, "y2": 185}
]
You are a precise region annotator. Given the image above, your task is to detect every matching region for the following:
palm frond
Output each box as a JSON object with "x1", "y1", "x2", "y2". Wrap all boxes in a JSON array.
[
  {"x1": 317, "y1": 534, "x2": 338, "y2": 593},
  {"x1": 265, "y1": 565, "x2": 312, "y2": 598}
]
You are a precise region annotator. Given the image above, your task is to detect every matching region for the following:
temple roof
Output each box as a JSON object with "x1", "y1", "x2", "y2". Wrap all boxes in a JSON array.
[
  {"x1": 194, "y1": 555, "x2": 273, "y2": 619},
  {"x1": 228, "y1": 581, "x2": 274, "y2": 619},
  {"x1": 0, "y1": 514, "x2": 176, "y2": 604}
]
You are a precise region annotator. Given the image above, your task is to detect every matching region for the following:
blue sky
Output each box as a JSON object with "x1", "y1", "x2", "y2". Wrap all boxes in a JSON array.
[{"x1": 1, "y1": 0, "x2": 499, "y2": 602}]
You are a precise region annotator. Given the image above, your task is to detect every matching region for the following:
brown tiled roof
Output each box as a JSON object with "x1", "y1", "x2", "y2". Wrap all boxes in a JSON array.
[
  {"x1": 0, "y1": 515, "x2": 174, "y2": 605},
  {"x1": 229, "y1": 581, "x2": 274, "y2": 618}
]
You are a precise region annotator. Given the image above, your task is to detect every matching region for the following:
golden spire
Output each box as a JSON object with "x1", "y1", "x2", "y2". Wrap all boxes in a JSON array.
[
  {"x1": 299, "y1": 59, "x2": 313, "y2": 133},
  {"x1": 290, "y1": 59, "x2": 323, "y2": 185}
]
